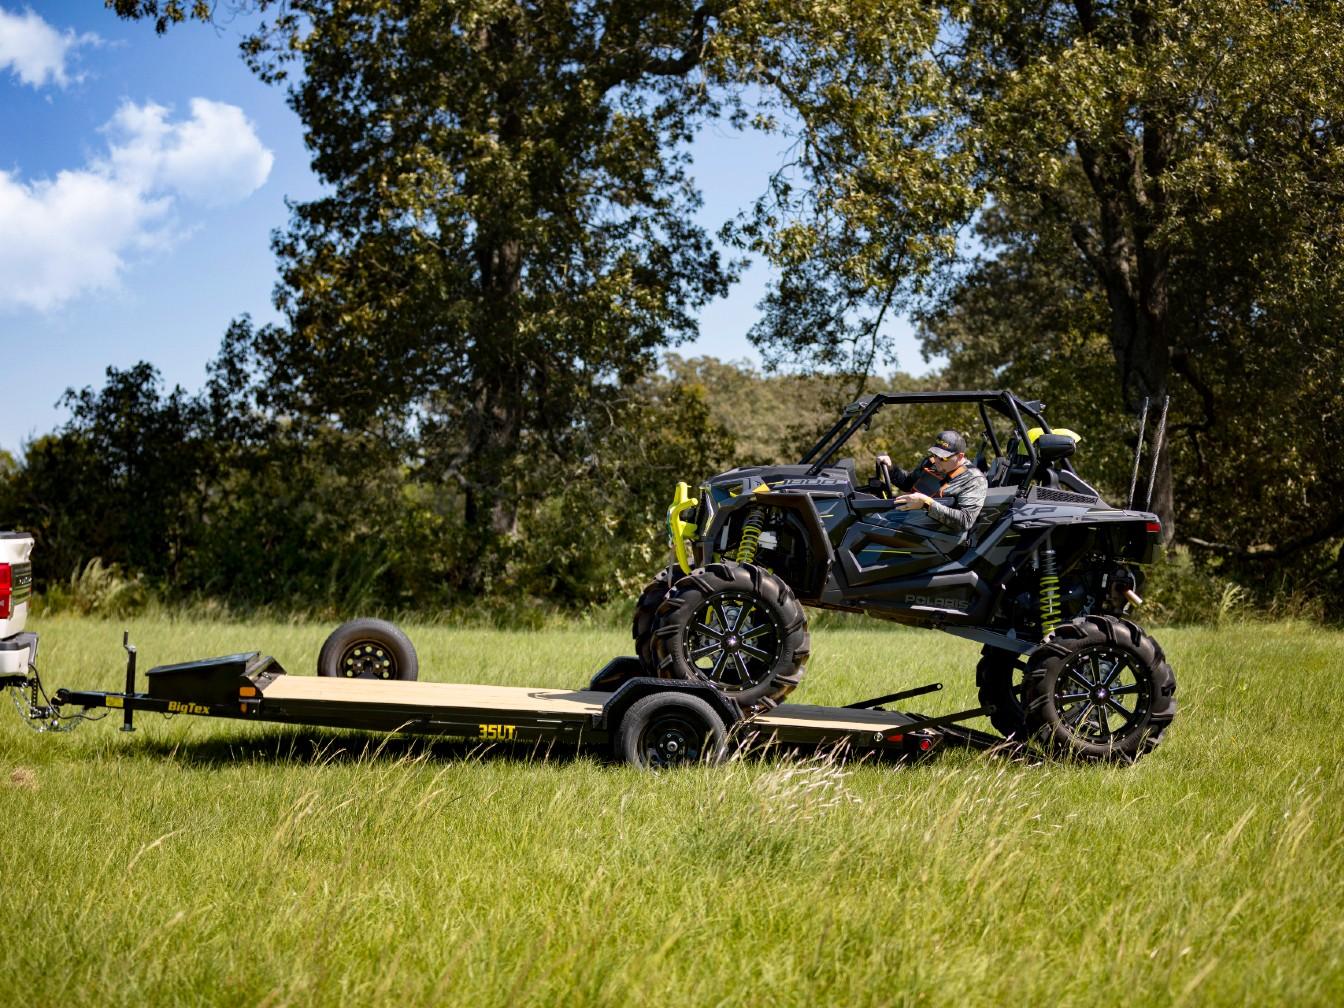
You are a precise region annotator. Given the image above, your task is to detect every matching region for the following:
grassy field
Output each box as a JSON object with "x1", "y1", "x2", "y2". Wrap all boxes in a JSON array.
[{"x1": 3, "y1": 615, "x2": 1342, "y2": 1007}]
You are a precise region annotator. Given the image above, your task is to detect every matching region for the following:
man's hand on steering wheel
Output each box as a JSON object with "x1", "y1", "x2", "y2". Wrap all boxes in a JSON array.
[{"x1": 875, "y1": 453, "x2": 895, "y2": 499}]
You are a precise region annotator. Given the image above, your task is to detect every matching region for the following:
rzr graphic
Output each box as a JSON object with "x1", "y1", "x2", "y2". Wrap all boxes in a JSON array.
[{"x1": 635, "y1": 390, "x2": 1176, "y2": 762}]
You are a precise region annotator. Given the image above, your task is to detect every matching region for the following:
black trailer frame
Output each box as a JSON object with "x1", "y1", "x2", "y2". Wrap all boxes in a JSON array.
[{"x1": 4, "y1": 635, "x2": 1011, "y2": 768}]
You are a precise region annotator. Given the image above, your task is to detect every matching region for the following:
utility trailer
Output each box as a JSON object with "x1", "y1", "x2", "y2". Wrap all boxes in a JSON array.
[{"x1": 4, "y1": 633, "x2": 1007, "y2": 769}]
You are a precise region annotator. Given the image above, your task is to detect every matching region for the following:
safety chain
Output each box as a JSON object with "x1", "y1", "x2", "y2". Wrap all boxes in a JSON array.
[{"x1": 6, "y1": 666, "x2": 102, "y2": 733}]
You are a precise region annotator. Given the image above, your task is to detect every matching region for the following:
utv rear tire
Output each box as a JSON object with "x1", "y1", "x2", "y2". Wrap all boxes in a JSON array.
[
  {"x1": 1023, "y1": 616, "x2": 1176, "y2": 762},
  {"x1": 632, "y1": 565, "x2": 680, "y2": 672},
  {"x1": 651, "y1": 562, "x2": 809, "y2": 708},
  {"x1": 977, "y1": 648, "x2": 1029, "y2": 740},
  {"x1": 317, "y1": 618, "x2": 419, "y2": 681}
]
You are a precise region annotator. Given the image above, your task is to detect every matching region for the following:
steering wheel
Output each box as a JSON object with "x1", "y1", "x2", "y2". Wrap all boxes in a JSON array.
[{"x1": 875, "y1": 457, "x2": 895, "y2": 499}]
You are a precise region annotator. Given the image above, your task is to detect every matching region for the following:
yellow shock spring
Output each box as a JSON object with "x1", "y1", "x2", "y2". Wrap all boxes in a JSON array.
[
  {"x1": 736, "y1": 506, "x2": 765, "y2": 565},
  {"x1": 1039, "y1": 547, "x2": 1062, "y2": 636}
]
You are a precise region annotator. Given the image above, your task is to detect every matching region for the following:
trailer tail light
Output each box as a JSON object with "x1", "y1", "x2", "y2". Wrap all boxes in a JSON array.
[{"x1": 0, "y1": 563, "x2": 10, "y2": 619}]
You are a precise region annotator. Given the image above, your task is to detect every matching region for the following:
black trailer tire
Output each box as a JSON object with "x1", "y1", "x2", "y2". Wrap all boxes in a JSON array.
[
  {"x1": 317, "y1": 618, "x2": 419, "y2": 681},
  {"x1": 978, "y1": 648, "x2": 1030, "y2": 740},
  {"x1": 618, "y1": 692, "x2": 728, "y2": 769},
  {"x1": 1023, "y1": 616, "x2": 1176, "y2": 762},
  {"x1": 632, "y1": 565, "x2": 680, "y2": 672},
  {"x1": 650, "y1": 561, "x2": 809, "y2": 707}
]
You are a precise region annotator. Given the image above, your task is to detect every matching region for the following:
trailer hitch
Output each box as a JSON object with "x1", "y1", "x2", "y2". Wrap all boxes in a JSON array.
[
  {"x1": 2, "y1": 630, "x2": 140, "y2": 733},
  {"x1": 5, "y1": 668, "x2": 75, "y2": 733}
]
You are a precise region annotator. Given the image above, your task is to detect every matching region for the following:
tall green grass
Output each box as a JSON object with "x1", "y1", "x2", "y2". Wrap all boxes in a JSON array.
[{"x1": 3, "y1": 616, "x2": 1342, "y2": 1006}]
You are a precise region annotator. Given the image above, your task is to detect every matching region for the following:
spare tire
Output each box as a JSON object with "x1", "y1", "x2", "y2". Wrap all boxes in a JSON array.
[{"x1": 317, "y1": 618, "x2": 419, "y2": 681}]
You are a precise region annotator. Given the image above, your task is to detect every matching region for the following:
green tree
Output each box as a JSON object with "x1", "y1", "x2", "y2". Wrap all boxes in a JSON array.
[
  {"x1": 222, "y1": 1, "x2": 739, "y2": 587},
  {"x1": 712, "y1": 1, "x2": 1344, "y2": 543},
  {"x1": 2, "y1": 363, "x2": 215, "y2": 588},
  {"x1": 920, "y1": 174, "x2": 1344, "y2": 606},
  {"x1": 713, "y1": 2, "x2": 976, "y2": 394}
]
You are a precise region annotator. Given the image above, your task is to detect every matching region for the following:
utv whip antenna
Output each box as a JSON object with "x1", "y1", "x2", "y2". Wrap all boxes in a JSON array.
[
  {"x1": 1142, "y1": 395, "x2": 1170, "y2": 512},
  {"x1": 1126, "y1": 397, "x2": 1150, "y2": 510}
]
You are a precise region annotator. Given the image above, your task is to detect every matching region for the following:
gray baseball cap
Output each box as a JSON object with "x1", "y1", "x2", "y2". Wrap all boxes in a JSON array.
[{"x1": 928, "y1": 430, "x2": 967, "y2": 459}]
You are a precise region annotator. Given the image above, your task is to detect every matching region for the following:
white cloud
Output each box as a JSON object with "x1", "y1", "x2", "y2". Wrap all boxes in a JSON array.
[
  {"x1": 107, "y1": 99, "x2": 276, "y2": 206},
  {"x1": 0, "y1": 99, "x2": 274, "y2": 312},
  {"x1": 0, "y1": 6, "x2": 99, "y2": 88}
]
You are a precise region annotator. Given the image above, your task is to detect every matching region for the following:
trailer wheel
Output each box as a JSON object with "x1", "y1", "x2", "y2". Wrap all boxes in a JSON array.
[
  {"x1": 1023, "y1": 616, "x2": 1176, "y2": 762},
  {"x1": 632, "y1": 565, "x2": 679, "y2": 672},
  {"x1": 317, "y1": 618, "x2": 419, "y2": 681},
  {"x1": 977, "y1": 648, "x2": 1029, "y2": 739},
  {"x1": 618, "y1": 693, "x2": 727, "y2": 769},
  {"x1": 651, "y1": 561, "x2": 809, "y2": 707}
]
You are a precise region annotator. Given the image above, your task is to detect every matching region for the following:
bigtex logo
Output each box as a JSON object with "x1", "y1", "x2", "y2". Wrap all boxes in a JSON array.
[{"x1": 167, "y1": 701, "x2": 211, "y2": 715}]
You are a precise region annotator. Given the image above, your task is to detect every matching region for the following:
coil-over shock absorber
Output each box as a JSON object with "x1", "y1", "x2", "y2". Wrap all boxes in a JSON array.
[
  {"x1": 1038, "y1": 542, "x2": 1062, "y2": 636},
  {"x1": 736, "y1": 507, "x2": 765, "y2": 565}
]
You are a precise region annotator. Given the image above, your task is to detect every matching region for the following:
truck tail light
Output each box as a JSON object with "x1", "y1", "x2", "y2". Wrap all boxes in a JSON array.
[{"x1": 0, "y1": 563, "x2": 10, "y2": 620}]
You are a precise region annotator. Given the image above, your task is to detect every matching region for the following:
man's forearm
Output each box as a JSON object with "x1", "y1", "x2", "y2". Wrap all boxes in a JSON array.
[{"x1": 926, "y1": 483, "x2": 986, "y2": 533}]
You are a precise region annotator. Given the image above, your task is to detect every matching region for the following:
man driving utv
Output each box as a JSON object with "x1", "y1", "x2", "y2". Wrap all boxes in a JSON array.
[{"x1": 876, "y1": 430, "x2": 988, "y2": 536}]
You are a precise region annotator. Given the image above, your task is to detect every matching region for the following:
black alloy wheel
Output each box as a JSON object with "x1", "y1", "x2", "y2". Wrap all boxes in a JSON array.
[
  {"x1": 1049, "y1": 645, "x2": 1151, "y2": 745},
  {"x1": 977, "y1": 648, "x2": 1029, "y2": 739},
  {"x1": 651, "y1": 562, "x2": 809, "y2": 707},
  {"x1": 1023, "y1": 615, "x2": 1176, "y2": 762},
  {"x1": 337, "y1": 639, "x2": 399, "y2": 679},
  {"x1": 632, "y1": 565, "x2": 679, "y2": 672},
  {"x1": 686, "y1": 590, "x2": 782, "y2": 692}
]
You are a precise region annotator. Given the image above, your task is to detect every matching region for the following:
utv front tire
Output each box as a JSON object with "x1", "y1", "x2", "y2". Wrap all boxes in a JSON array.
[
  {"x1": 1023, "y1": 616, "x2": 1176, "y2": 762},
  {"x1": 317, "y1": 618, "x2": 419, "y2": 681},
  {"x1": 632, "y1": 565, "x2": 680, "y2": 672},
  {"x1": 651, "y1": 562, "x2": 809, "y2": 707}
]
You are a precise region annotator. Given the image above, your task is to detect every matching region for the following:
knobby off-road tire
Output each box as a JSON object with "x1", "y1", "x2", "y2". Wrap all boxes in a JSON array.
[
  {"x1": 977, "y1": 648, "x2": 1029, "y2": 740},
  {"x1": 632, "y1": 565, "x2": 680, "y2": 672},
  {"x1": 618, "y1": 693, "x2": 728, "y2": 769},
  {"x1": 1023, "y1": 615, "x2": 1176, "y2": 762},
  {"x1": 651, "y1": 562, "x2": 809, "y2": 708},
  {"x1": 317, "y1": 618, "x2": 419, "y2": 681}
]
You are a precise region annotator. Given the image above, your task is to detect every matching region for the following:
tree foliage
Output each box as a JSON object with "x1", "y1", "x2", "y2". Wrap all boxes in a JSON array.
[
  {"x1": 916, "y1": 1, "x2": 1344, "y2": 582},
  {"x1": 83, "y1": 0, "x2": 1344, "y2": 615},
  {"x1": 225, "y1": 0, "x2": 740, "y2": 578}
]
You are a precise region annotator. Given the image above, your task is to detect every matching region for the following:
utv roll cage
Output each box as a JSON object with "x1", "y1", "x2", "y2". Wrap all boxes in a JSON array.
[{"x1": 800, "y1": 389, "x2": 1095, "y2": 493}]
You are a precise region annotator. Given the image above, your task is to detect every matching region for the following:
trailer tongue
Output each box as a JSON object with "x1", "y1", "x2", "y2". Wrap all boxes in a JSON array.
[{"x1": 5, "y1": 631, "x2": 1007, "y2": 768}]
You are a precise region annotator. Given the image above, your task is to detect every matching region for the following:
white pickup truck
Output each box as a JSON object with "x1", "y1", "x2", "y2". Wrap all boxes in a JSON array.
[{"x1": 0, "y1": 532, "x2": 36, "y2": 675}]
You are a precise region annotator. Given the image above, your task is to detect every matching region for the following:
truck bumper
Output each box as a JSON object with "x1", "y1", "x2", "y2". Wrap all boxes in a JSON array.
[{"x1": 0, "y1": 630, "x2": 38, "y2": 680}]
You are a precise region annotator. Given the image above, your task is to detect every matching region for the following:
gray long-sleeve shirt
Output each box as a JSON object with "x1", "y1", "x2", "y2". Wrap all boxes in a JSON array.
[{"x1": 893, "y1": 461, "x2": 989, "y2": 535}]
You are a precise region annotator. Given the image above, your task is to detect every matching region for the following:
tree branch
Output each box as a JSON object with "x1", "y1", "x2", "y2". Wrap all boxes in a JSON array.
[{"x1": 1186, "y1": 511, "x2": 1344, "y2": 561}]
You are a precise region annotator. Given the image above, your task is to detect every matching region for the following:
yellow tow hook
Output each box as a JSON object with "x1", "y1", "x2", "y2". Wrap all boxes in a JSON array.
[{"x1": 667, "y1": 482, "x2": 698, "y2": 574}]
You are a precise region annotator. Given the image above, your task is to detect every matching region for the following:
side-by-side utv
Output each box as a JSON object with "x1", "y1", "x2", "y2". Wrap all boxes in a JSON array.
[{"x1": 634, "y1": 390, "x2": 1176, "y2": 762}]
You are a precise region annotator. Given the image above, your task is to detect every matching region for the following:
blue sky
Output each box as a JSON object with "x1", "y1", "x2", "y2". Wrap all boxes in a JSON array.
[{"x1": 0, "y1": 2, "x2": 935, "y2": 456}]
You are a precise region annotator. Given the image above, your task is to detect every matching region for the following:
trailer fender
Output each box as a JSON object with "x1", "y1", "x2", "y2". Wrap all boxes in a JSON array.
[{"x1": 600, "y1": 678, "x2": 740, "y2": 737}]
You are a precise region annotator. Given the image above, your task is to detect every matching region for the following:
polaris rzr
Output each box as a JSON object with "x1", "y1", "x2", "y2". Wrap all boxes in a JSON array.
[{"x1": 633, "y1": 390, "x2": 1176, "y2": 762}]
